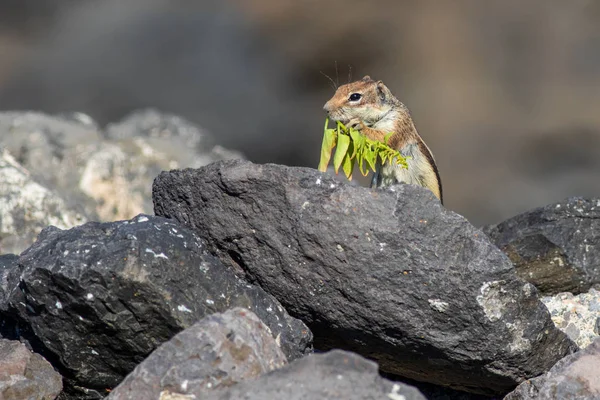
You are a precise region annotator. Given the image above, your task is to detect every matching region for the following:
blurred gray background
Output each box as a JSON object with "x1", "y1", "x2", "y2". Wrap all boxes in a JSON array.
[{"x1": 1, "y1": 0, "x2": 600, "y2": 226}]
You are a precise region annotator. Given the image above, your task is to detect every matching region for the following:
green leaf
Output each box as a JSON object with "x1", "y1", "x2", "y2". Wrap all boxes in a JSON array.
[
  {"x1": 333, "y1": 133, "x2": 350, "y2": 173},
  {"x1": 342, "y1": 148, "x2": 354, "y2": 180},
  {"x1": 318, "y1": 117, "x2": 408, "y2": 177},
  {"x1": 378, "y1": 146, "x2": 389, "y2": 165},
  {"x1": 318, "y1": 126, "x2": 337, "y2": 172},
  {"x1": 349, "y1": 128, "x2": 362, "y2": 159},
  {"x1": 364, "y1": 144, "x2": 376, "y2": 171}
]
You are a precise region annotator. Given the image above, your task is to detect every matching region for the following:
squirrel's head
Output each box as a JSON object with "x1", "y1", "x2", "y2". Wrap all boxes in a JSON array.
[{"x1": 323, "y1": 75, "x2": 397, "y2": 125}]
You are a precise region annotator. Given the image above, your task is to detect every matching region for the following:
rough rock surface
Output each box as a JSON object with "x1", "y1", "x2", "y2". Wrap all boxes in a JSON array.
[
  {"x1": 109, "y1": 308, "x2": 287, "y2": 399},
  {"x1": 153, "y1": 160, "x2": 577, "y2": 396},
  {"x1": 0, "y1": 338, "x2": 62, "y2": 400},
  {"x1": 542, "y1": 288, "x2": 600, "y2": 348},
  {"x1": 0, "y1": 254, "x2": 18, "y2": 339},
  {"x1": 484, "y1": 198, "x2": 600, "y2": 295},
  {"x1": 4, "y1": 214, "x2": 311, "y2": 399},
  {"x1": 201, "y1": 349, "x2": 426, "y2": 400},
  {"x1": 505, "y1": 337, "x2": 600, "y2": 399},
  {"x1": 0, "y1": 110, "x2": 243, "y2": 222},
  {"x1": 0, "y1": 149, "x2": 87, "y2": 255},
  {"x1": 0, "y1": 254, "x2": 17, "y2": 306}
]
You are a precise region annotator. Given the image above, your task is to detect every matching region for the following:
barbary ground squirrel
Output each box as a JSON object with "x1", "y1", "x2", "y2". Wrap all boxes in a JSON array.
[{"x1": 323, "y1": 75, "x2": 443, "y2": 204}]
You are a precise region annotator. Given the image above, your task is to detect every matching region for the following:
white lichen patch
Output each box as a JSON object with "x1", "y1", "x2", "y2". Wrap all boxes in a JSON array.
[
  {"x1": 505, "y1": 322, "x2": 531, "y2": 353},
  {"x1": 136, "y1": 215, "x2": 149, "y2": 223},
  {"x1": 387, "y1": 384, "x2": 407, "y2": 400},
  {"x1": 553, "y1": 257, "x2": 565, "y2": 267},
  {"x1": 86, "y1": 293, "x2": 94, "y2": 301},
  {"x1": 428, "y1": 299, "x2": 449, "y2": 313},
  {"x1": 476, "y1": 281, "x2": 507, "y2": 322},
  {"x1": 55, "y1": 301, "x2": 63, "y2": 309},
  {"x1": 177, "y1": 304, "x2": 192, "y2": 313},
  {"x1": 145, "y1": 248, "x2": 168, "y2": 259},
  {"x1": 521, "y1": 283, "x2": 535, "y2": 297},
  {"x1": 158, "y1": 390, "x2": 196, "y2": 400},
  {"x1": 315, "y1": 178, "x2": 322, "y2": 185},
  {"x1": 206, "y1": 299, "x2": 215, "y2": 305}
]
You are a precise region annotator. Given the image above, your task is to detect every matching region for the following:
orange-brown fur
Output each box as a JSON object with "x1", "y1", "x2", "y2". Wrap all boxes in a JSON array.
[{"x1": 323, "y1": 75, "x2": 443, "y2": 203}]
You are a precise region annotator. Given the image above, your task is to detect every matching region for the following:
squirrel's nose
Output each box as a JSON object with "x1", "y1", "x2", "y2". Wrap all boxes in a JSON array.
[{"x1": 323, "y1": 102, "x2": 332, "y2": 113}]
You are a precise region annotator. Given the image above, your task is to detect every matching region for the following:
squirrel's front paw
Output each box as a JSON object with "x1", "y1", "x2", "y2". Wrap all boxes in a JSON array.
[{"x1": 347, "y1": 118, "x2": 365, "y2": 131}]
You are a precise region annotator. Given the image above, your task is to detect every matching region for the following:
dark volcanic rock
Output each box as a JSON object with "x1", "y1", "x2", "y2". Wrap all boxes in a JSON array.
[
  {"x1": 202, "y1": 349, "x2": 426, "y2": 400},
  {"x1": 153, "y1": 160, "x2": 577, "y2": 396},
  {"x1": 484, "y1": 197, "x2": 600, "y2": 295},
  {"x1": 0, "y1": 338, "x2": 62, "y2": 400},
  {"x1": 4, "y1": 214, "x2": 311, "y2": 399},
  {"x1": 109, "y1": 308, "x2": 287, "y2": 399},
  {"x1": 0, "y1": 254, "x2": 18, "y2": 339},
  {"x1": 0, "y1": 254, "x2": 18, "y2": 307},
  {"x1": 505, "y1": 337, "x2": 600, "y2": 399}
]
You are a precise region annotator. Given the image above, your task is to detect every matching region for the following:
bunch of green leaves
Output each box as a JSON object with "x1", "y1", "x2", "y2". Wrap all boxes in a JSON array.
[{"x1": 318, "y1": 118, "x2": 408, "y2": 180}]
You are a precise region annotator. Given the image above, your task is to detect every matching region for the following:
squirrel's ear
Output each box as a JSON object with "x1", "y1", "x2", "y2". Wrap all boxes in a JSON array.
[
  {"x1": 376, "y1": 80, "x2": 387, "y2": 102},
  {"x1": 361, "y1": 75, "x2": 371, "y2": 81}
]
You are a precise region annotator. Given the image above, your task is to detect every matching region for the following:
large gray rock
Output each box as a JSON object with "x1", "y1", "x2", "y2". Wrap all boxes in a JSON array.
[
  {"x1": 108, "y1": 308, "x2": 287, "y2": 399},
  {"x1": 0, "y1": 338, "x2": 62, "y2": 400},
  {"x1": 0, "y1": 149, "x2": 87, "y2": 255},
  {"x1": 0, "y1": 110, "x2": 242, "y2": 222},
  {"x1": 505, "y1": 337, "x2": 600, "y2": 399},
  {"x1": 202, "y1": 350, "x2": 426, "y2": 400},
  {"x1": 484, "y1": 198, "x2": 600, "y2": 295},
  {"x1": 82, "y1": 109, "x2": 244, "y2": 221},
  {"x1": 0, "y1": 111, "x2": 102, "y2": 221},
  {"x1": 153, "y1": 160, "x2": 577, "y2": 396},
  {"x1": 4, "y1": 214, "x2": 311, "y2": 399}
]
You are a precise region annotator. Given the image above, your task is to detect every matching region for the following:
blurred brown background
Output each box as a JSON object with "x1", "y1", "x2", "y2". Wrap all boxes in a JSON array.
[{"x1": 1, "y1": 0, "x2": 600, "y2": 226}]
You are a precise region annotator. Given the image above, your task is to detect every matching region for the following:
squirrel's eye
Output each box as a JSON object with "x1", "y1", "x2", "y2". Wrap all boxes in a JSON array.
[{"x1": 349, "y1": 93, "x2": 362, "y2": 101}]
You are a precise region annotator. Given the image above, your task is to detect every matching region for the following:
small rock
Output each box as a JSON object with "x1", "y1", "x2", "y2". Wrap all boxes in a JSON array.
[
  {"x1": 153, "y1": 160, "x2": 577, "y2": 396},
  {"x1": 505, "y1": 337, "x2": 600, "y2": 399},
  {"x1": 0, "y1": 338, "x2": 62, "y2": 400},
  {"x1": 108, "y1": 308, "x2": 287, "y2": 399},
  {"x1": 4, "y1": 214, "x2": 311, "y2": 398},
  {"x1": 541, "y1": 288, "x2": 600, "y2": 348},
  {"x1": 201, "y1": 349, "x2": 427, "y2": 400},
  {"x1": 484, "y1": 197, "x2": 600, "y2": 295}
]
